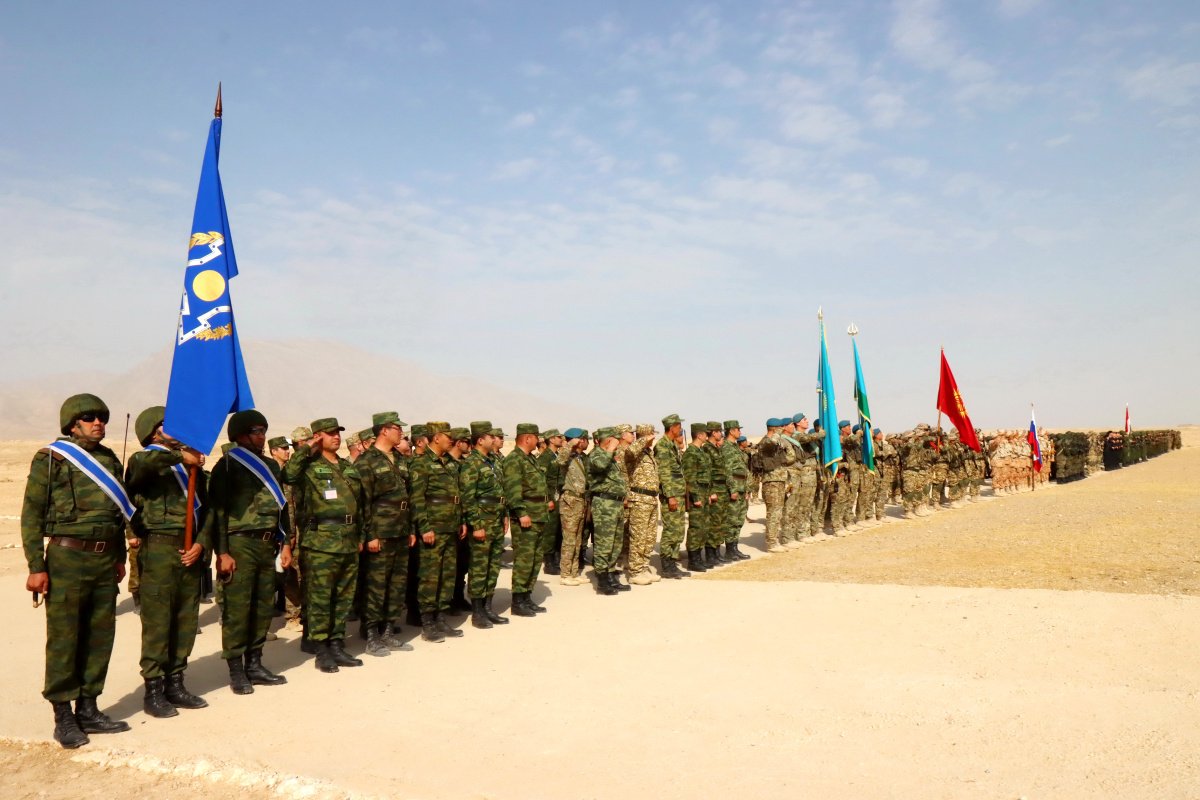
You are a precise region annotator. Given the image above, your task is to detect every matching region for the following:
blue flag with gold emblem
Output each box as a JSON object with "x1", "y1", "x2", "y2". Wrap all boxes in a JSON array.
[
  {"x1": 816, "y1": 314, "x2": 842, "y2": 475},
  {"x1": 164, "y1": 113, "x2": 254, "y2": 454}
]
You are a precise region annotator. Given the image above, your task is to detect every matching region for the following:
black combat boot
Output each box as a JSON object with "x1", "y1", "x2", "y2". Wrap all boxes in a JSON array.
[
  {"x1": 74, "y1": 697, "x2": 130, "y2": 734},
  {"x1": 381, "y1": 622, "x2": 411, "y2": 650},
  {"x1": 227, "y1": 657, "x2": 254, "y2": 694},
  {"x1": 471, "y1": 598, "x2": 493, "y2": 629},
  {"x1": 511, "y1": 593, "x2": 537, "y2": 617},
  {"x1": 611, "y1": 572, "x2": 631, "y2": 591},
  {"x1": 449, "y1": 594, "x2": 473, "y2": 614},
  {"x1": 687, "y1": 550, "x2": 708, "y2": 572},
  {"x1": 596, "y1": 573, "x2": 618, "y2": 595},
  {"x1": 659, "y1": 556, "x2": 689, "y2": 579},
  {"x1": 728, "y1": 542, "x2": 751, "y2": 561},
  {"x1": 300, "y1": 629, "x2": 317, "y2": 655},
  {"x1": 483, "y1": 597, "x2": 509, "y2": 625},
  {"x1": 314, "y1": 641, "x2": 340, "y2": 672},
  {"x1": 52, "y1": 701, "x2": 88, "y2": 749},
  {"x1": 365, "y1": 624, "x2": 391, "y2": 657},
  {"x1": 245, "y1": 649, "x2": 288, "y2": 685},
  {"x1": 421, "y1": 612, "x2": 445, "y2": 643},
  {"x1": 705, "y1": 545, "x2": 724, "y2": 568},
  {"x1": 435, "y1": 614, "x2": 464, "y2": 638},
  {"x1": 527, "y1": 594, "x2": 548, "y2": 613},
  {"x1": 328, "y1": 638, "x2": 364, "y2": 666},
  {"x1": 716, "y1": 544, "x2": 735, "y2": 563},
  {"x1": 164, "y1": 673, "x2": 208, "y2": 709},
  {"x1": 143, "y1": 677, "x2": 178, "y2": 718},
  {"x1": 542, "y1": 552, "x2": 561, "y2": 576}
]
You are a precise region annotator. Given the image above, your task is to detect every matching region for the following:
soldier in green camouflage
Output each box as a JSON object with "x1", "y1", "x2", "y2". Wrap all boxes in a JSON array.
[
  {"x1": 653, "y1": 414, "x2": 690, "y2": 578},
  {"x1": 681, "y1": 422, "x2": 714, "y2": 571},
  {"x1": 503, "y1": 422, "x2": 552, "y2": 615},
  {"x1": 555, "y1": 428, "x2": 592, "y2": 585},
  {"x1": 356, "y1": 411, "x2": 415, "y2": 656},
  {"x1": 538, "y1": 429, "x2": 565, "y2": 576},
  {"x1": 204, "y1": 409, "x2": 293, "y2": 693},
  {"x1": 702, "y1": 422, "x2": 731, "y2": 566},
  {"x1": 460, "y1": 421, "x2": 510, "y2": 627},
  {"x1": 410, "y1": 421, "x2": 466, "y2": 641},
  {"x1": 721, "y1": 420, "x2": 752, "y2": 560},
  {"x1": 282, "y1": 417, "x2": 365, "y2": 672},
  {"x1": 22, "y1": 394, "x2": 132, "y2": 748},
  {"x1": 588, "y1": 428, "x2": 629, "y2": 595},
  {"x1": 447, "y1": 427, "x2": 474, "y2": 614},
  {"x1": 125, "y1": 405, "x2": 210, "y2": 718}
]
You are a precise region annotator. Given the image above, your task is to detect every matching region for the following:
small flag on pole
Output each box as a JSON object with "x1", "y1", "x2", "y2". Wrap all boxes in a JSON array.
[
  {"x1": 816, "y1": 310, "x2": 843, "y2": 475},
  {"x1": 936, "y1": 349, "x2": 981, "y2": 452},
  {"x1": 1124, "y1": 404, "x2": 1131, "y2": 434},
  {"x1": 850, "y1": 327, "x2": 874, "y2": 472},
  {"x1": 1028, "y1": 406, "x2": 1043, "y2": 472}
]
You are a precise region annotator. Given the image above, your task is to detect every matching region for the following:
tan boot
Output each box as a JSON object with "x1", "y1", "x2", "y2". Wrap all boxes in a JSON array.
[
  {"x1": 768, "y1": 543, "x2": 788, "y2": 553},
  {"x1": 629, "y1": 571, "x2": 655, "y2": 586}
]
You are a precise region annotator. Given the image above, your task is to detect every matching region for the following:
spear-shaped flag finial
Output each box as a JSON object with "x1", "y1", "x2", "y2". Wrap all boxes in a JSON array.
[{"x1": 214, "y1": 82, "x2": 222, "y2": 119}]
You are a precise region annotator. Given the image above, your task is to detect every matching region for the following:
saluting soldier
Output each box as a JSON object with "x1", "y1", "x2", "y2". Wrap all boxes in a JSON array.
[
  {"x1": 22, "y1": 394, "x2": 132, "y2": 748},
  {"x1": 588, "y1": 428, "x2": 629, "y2": 595},
  {"x1": 653, "y1": 414, "x2": 690, "y2": 579},
  {"x1": 555, "y1": 428, "x2": 592, "y2": 586},
  {"x1": 204, "y1": 410, "x2": 292, "y2": 693},
  {"x1": 356, "y1": 412, "x2": 415, "y2": 656},
  {"x1": 410, "y1": 421, "x2": 466, "y2": 642},
  {"x1": 459, "y1": 421, "x2": 510, "y2": 627},
  {"x1": 125, "y1": 405, "x2": 209, "y2": 718},
  {"x1": 502, "y1": 423, "x2": 552, "y2": 616},
  {"x1": 623, "y1": 424, "x2": 661, "y2": 585},
  {"x1": 282, "y1": 417, "x2": 365, "y2": 673}
]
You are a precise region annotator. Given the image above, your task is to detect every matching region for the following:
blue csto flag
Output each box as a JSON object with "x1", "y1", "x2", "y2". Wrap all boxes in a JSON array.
[
  {"x1": 164, "y1": 115, "x2": 254, "y2": 454},
  {"x1": 852, "y1": 337, "x2": 875, "y2": 472},
  {"x1": 816, "y1": 315, "x2": 842, "y2": 475}
]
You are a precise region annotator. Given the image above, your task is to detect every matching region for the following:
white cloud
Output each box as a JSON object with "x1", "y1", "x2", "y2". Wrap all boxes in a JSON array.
[
  {"x1": 865, "y1": 91, "x2": 909, "y2": 128},
  {"x1": 506, "y1": 112, "x2": 537, "y2": 130},
  {"x1": 997, "y1": 0, "x2": 1040, "y2": 18},
  {"x1": 780, "y1": 103, "x2": 861, "y2": 146},
  {"x1": 491, "y1": 158, "x2": 539, "y2": 181},
  {"x1": 1123, "y1": 59, "x2": 1200, "y2": 108},
  {"x1": 883, "y1": 156, "x2": 930, "y2": 178},
  {"x1": 1043, "y1": 133, "x2": 1072, "y2": 148}
]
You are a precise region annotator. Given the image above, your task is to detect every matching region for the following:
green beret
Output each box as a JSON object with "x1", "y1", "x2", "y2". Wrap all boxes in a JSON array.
[
  {"x1": 135, "y1": 405, "x2": 165, "y2": 446},
  {"x1": 661, "y1": 413, "x2": 682, "y2": 429},
  {"x1": 706, "y1": 421, "x2": 722, "y2": 433},
  {"x1": 470, "y1": 420, "x2": 493, "y2": 437},
  {"x1": 59, "y1": 393, "x2": 109, "y2": 435},
  {"x1": 410, "y1": 424, "x2": 429, "y2": 439},
  {"x1": 372, "y1": 411, "x2": 406, "y2": 430},
  {"x1": 425, "y1": 421, "x2": 450, "y2": 436},
  {"x1": 541, "y1": 428, "x2": 562, "y2": 439},
  {"x1": 449, "y1": 427, "x2": 470, "y2": 441},
  {"x1": 228, "y1": 409, "x2": 268, "y2": 441},
  {"x1": 267, "y1": 436, "x2": 290, "y2": 450},
  {"x1": 723, "y1": 419, "x2": 740, "y2": 432},
  {"x1": 690, "y1": 422, "x2": 707, "y2": 437},
  {"x1": 309, "y1": 417, "x2": 344, "y2": 434},
  {"x1": 516, "y1": 422, "x2": 540, "y2": 436}
]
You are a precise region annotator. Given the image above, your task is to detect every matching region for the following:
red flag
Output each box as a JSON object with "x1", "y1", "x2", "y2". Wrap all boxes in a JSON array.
[
  {"x1": 1124, "y1": 404, "x2": 1130, "y2": 434},
  {"x1": 936, "y1": 350, "x2": 982, "y2": 452}
]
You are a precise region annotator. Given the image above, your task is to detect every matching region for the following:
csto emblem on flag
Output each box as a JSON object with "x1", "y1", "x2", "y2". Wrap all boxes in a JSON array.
[{"x1": 179, "y1": 231, "x2": 233, "y2": 343}]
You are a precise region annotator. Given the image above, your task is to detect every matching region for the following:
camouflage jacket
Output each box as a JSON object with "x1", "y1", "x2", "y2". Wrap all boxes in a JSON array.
[
  {"x1": 461, "y1": 449, "x2": 506, "y2": 531},
  {"x1": 756, "y1": 433, "x2": 796, "y2": 482},
  {"x1": 282, "y1": 444, "x2": 365, "y2": 554},
  {"x1": 502, "y1": 447, "x2": 549, "y2": 523},
  {"x1": 587, "y1": 448, "x2": 627, "y2": 500},
  {"x1": 720, "y1": 440, "x2": 749, "y2": 493},
  {"x1": 653, "y1": 437, "x2": 685, "y2": 499},
  {"x1": 21, "y1": 437, "x2": 128, "y2": 572},
  {"x1": 784, "y1": 432, "x2": 822, "y2": 468},
  {"x1": 703, "y1": 442, "x2": 729, "y2": 491},
  {"x1": 410, "y1": 450, "x2": 463, "y2": 535},
  {"x1": 624, "y1": 437, "x2": 658, "y2": 493},
  {"x1": 204, "y1": 449, "x2": 288, "y2": 555},
  {"x1": 357, "y1": 446, "x2": 412, "y2": 540},
  {"x1": 874, "y1": 439, "x2": 899, "y2": 470},
  {"x1": 537, "y1": 448, "x2": 563, "y2": 502},
  {"x1": 125, "y1": 446, "x2": 208, "y2": 537},
  {"x1": 556, "y1": 447, "x2": 589, "y2": 499},
  {"x1": 841, "y1": 431, "x2": 863, "y2": 471},
  {"x1": 682, "y1": 443, "x2": 711, "y2": 502}
]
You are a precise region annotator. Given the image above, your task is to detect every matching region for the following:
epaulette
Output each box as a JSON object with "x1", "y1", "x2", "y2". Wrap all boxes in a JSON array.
[{"x1": 37, "y1": 447, "x2": 66, "y2": 462}]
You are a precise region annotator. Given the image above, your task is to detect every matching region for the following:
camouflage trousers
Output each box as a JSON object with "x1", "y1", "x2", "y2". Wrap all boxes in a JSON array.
[
  {"x1": 468, "y1": 516, "x2": 505, "y2": 599},
  {"x1": 830, "y1": 472, "x2": 856, "y2": 530},
  {"x1": 901, "y1": 468, "x2": 931, "y2": 511},
  {"x1": 929, "y1": 464, "x2": 949, "y2": 505},
  {"x1": 658, "y1": 498, "x2": 686, "y2": 559},
  {"x1": 417, "y1": 533, "x2": 456, "y2": 613},
  {"x1": 857, "y1": 470, "x2": 878, "y2": 521},
  {"x1": 510, "y1": 520, "x2": 547, "y2": 594},
  {"x1": 781, "y1": 471, "x2": 802, "y2": 543},
  {"x1": 812, "y1": 478, "x2": 831, "y2": 533},
  {"x1": 874, "y1": 466, "x2": 894, "y2": 519},
  {"x1": 138, "y1": 536, "x2": 203, "y2": 680},
  {"x1": 591, "y1": 497, "x2": 625, "y2": 574},
  {"x1": 126, "y1": 532, "x2": 141, "y2": 599},
  {"x1": 762, "y1": 482, "x2": 787, "y2": 547},
  {"x1": 725, "y1": 494, "x2": 748, "y2": 544},
  {"x1": 42, "y1": 543, "x2": 120, "y2": 702},
  {"x1": 282, "y1": 562, "x2": 303, "y2": 623},
  {"x1": 362, "y1": 537, "x2": 408, "y2": 627},
  {"x1": 707, "y1": 495, "x2": 728, "y2": 548},
  {"x1": 219, "y1": 534, "x2": 276, "y2": 659},
  {"x1": 542, "y1": 509, "x2": 561, "y2": 558},
  {"x1": 626, "y1": 494, "x2": 659, "y2": 576},
  {"x1": 557, "y1": 494, "x2": 588, "y2": 580},
  {"x1": 301, "y1": 548, "x2": 358, "y2": 642},
  {"x1": 946, "y1": 471, "x2": 967, "y2": 501}
]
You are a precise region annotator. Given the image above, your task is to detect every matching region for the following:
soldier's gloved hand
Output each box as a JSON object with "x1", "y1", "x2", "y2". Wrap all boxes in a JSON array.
[
  {"x1": 26, "y1": 572, "x2": 49, "y2": 594},
  {"x1": 422, "y1": 531, "x2": 436, "y2": 546},
  {"x1": 367, "y1": 538, "x2": 381, "y2": 553}
]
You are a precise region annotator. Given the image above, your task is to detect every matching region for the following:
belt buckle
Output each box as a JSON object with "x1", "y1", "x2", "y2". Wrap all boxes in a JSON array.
[
  {"x1": 344, "y1": 515, "x2": 354, "y2": 525},
  {"x1": 399, "y1": 500, "x2": 409, "y2": 510},
  {"x1": 452, "y1": 495, "x2": 460, "y2": 505},
  {"x1": 94, "y1": 540, "x2": 107, "y2": 554}
]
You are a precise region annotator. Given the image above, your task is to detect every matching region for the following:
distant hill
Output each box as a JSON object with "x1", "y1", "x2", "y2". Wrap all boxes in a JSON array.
[{"x1": 0, "y1": 339, "x2": 607, "y2": 441}]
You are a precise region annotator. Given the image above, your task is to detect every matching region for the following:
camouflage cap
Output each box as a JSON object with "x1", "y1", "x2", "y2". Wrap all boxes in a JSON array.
[
  {"x1": 542, "y1": 428, "x2": 563, "y2": 439},
  {"x1": 59, "y1": 393, "x2": 109, "y2": 435},
  {"x1": 228, "y1": 409, "x2": 268, "y2": 441},
  {"x1": 345, "y1": 433, "x2": 360, "y2": 447},
  {"x1": 469, "y1": 420, "x2": 493, "y2": 437},
  {"x1": 357, "y1": 428, "x2": 375, "y2": 443},
  {"x1": 516, "y1": 422, "x2": 540, "y2": 436},
  {"x1": 597, "y1": 426, "x2": 618, "y2": 441},
  {"x1": 723, "y1": 419, "x2": 740, "y2": 432},
  {"x1": 135, "y1": 405, "x2": 166, "y2": 446},
  {"x1": 449, "y1": 427, "x2": 471, "y2": 441},
  {"x1": 489, "y1": 427, "x2": 504, "y2": 438},
  {"x1": 661, "y1": 413, "x2": 682, "y2": 429},
  {"x1": 410, "y1": 424, "x2": 429, "y2": 439},
  {"x1": 291, "y1": 426, "x2": 312, "y2": 442},
  {"x1": 372, "y1": 411, "x2": 406, "y2": 429},
  {"x1": 616, "y1": 423, "x2": 632, "y2": 435},
  {"x1": 310, "y1": 417, "x2": 345, "y2": 434},
  {"x1": 426, "y1": 421, "x2": 451, "y2": 437},
  {"x1": 592, "y1": 430, "x2": 602, "y2": 440},
  {"x1": 706, "y1": 421, "x2": 722, "y2": 433},
  {"x1": 635, "y1": 424, "x2": 655, "y2": 436},
  {"x1": 690, "y1": 422, "x2": 707, "y2": 437},
  {"x1": 267, "y1": 436, "x2": 291, "y2": 450}
]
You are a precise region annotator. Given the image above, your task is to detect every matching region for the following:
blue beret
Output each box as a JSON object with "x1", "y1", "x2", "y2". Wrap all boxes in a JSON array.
[
  {"x1": 838, "y1": 420, "x2": 851, "y2": 429},
  {"x1": 809, "y1": 428, "x2": 817, "y2": 434},
  {"x1": 564, "y1": 427, "x2": 587, "y2": 440},
  {"x1": 872, "y1": 427, "x2": 881, "y2": 434},
  {"x1": 768, "y1": 417, "x2": 784, "y2": 428},
  {"x1": 852, "y1": 424, "x2": 862, "y2": 433},
  {"x1": 792, "y1": 412, "x2": 807, "y2": 423},
  {"x1": 736, "y1": 436, "x2": 747, "y2": 443}
]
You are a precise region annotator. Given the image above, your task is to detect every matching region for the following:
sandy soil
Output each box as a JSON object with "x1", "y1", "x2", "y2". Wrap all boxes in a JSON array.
[{"x1": 0, "y1": 434, "x2": 1197, "y2": 799}]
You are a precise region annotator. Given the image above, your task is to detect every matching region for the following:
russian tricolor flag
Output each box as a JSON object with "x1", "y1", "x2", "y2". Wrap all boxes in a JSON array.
[{"x1": 1028, "y1": 407, "x2": 1043, "y2": 472}]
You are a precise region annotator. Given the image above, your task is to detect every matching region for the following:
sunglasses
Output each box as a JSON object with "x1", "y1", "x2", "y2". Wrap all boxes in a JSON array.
[
  {"x1": 78, "y1": 413, "x2": 109, "y2": 424},
  {"x1": 249, "y1": 426, "x2": 268, "y2": 435}
]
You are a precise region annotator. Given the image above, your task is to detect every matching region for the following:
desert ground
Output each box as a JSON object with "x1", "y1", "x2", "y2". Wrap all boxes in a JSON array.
[{"x1": 0, "y1": 429, "x2": 1197, "y2": 799}]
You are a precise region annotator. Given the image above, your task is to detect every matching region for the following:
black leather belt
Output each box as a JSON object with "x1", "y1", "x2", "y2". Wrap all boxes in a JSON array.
[
  {"x1": 523, "y1": 495, "x2": 546, "y2": 502},
  {"x1": 630, "y1": 487, "x2": 658, "y2": 498},
  {"x1": 476, "y1": 497, "x2": 504, "y2": 506},
  {"x1": 592, "y1": 492, "x2": 625, "y2": 502},
  {"x1": 229, "y1": 530, "x2": 276, "y2": 542},
  {"x1": 425, "y1": 496, "x2": 460, "y2": 506},
  {"x1": 48, "y1": 536, "x2": 119, "y2": 554},
  {"x1": 306, "y1": 514, "x2": 355, "y2": 525},
  {"x1": 377, "y1": 498, "x2": 410, "y2": 510}
]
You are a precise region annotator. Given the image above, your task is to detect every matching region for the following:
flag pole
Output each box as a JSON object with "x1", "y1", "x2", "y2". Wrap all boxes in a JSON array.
[
  {"x1": 1029, "y1": 402, "x2": 1035, "y2": 493},
  {"x1": 214, "y1": 82, "x2": 222, "y2": 118}
]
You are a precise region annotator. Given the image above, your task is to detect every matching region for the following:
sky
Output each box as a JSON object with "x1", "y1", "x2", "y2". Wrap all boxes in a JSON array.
[{"x1": 2, "y1": 0, "x2": 1198, "y2": 433}]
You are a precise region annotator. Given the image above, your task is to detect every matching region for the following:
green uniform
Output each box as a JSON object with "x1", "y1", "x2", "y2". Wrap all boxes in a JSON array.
[
  {"x1": 720, "y1": 440, "x2": 749, "y2": 545},
  {"x1": 757, "y1": 433, "x2": 795, "y2": 548},
  {"x1": 357, "y1": 446, "x2": 412, "y2": 628},
  {"x1": 653, "y1": 438, "x2": 687, "y2": 558},
  {"x1": 587, "y1": 447, "x2": 627, "y2": 574},
  {"x1": 681, "y1": 443, "x2": 711, "y2": 556},
  {"x1": 21, "y1": 438, "x2": 127, "y2": 702},
  {"x1": 460, "y1": 449, "x2": 507, "y2": 600},
  {"x1": 125, "y1": 447, "x2": 208, "y2": 679},
  {"x1": 502, "y1": 447, "x2": 549, "y2": 594},
  {"x1": 282, "y1": 445, "x2": 364, "y2": 642},
  {"x1": 537, "y1": 448, "x2": 563, "y2": 562},
  {"x1": 556, "y1": 447, "x2": 590, "y2": 579},
  {"x1": 204, "y1": 448, "x2": 288, "y2": 659},
  {"x1": 410, "y1": 450, "x2": 462, "y2": 613},
  {"x1": 702, "y1": 442, "x2": 728, "y2": 549}
]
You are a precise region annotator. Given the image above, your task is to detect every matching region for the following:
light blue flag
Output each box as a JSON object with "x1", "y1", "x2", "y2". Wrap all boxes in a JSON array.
[
  {"x1": 164, "y1": 111, "x2": 254, "y2": 454},
  {"x1": 816, "y1": 316, "x2": 842, "y2": 475},
  {"x1": 852, "y1": 337, "x2": 875, "y2": 472}
]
